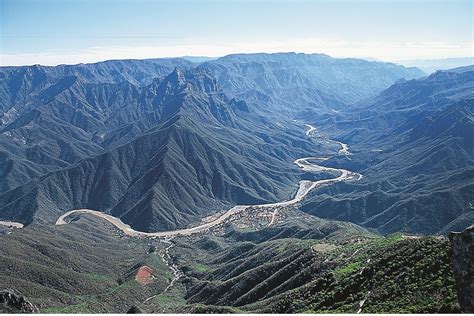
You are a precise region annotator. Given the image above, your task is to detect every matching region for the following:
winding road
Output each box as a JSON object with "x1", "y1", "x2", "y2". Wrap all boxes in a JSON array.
[
  {"x1": 55, "y1": 124, "x2": 362, "y2": 238},
  {"x1": 304, "y1": 124, "x2": 317, "y2": 136},
  {"x1": 143, "y1": 238, "x2": 183, "y2": 303}
]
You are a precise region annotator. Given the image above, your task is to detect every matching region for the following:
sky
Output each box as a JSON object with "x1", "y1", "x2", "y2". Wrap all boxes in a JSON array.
[{"x1": 0, "y1": 0, "x2": 472, "y2": 66}]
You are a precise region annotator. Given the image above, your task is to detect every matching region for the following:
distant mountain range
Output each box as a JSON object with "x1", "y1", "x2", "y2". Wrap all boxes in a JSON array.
[
  {"x1": 199, "y1": 53, "x2": 424, "y2": 117},
  {"x1": 0, "y1": 52, "x2": 472, "y2": 314},
  {"x1": 0, "y1": 52, "x2": 471, "y2": 236},
  {"x1": 396, "y1": 57, "x2": 474, "y2": 74}
]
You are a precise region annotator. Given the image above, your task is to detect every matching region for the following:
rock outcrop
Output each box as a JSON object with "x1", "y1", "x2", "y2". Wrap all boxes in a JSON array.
[
  {"x1": 0, "y1": 289, "x2": 38, "y2": 313},
  {"x1": 126, "y1": 305, "x2": 143, "y2": 313},
  {"x1": 449, "y1": 225, "x2": 474, "y2": 313}
]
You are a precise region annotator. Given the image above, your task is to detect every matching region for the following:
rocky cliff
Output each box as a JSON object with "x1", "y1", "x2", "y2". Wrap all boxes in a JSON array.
[
  {"x1": 0, "y1": 289, "x2": 38, "y2": 313},
  {"x1": 449, "y1": 225, "x2": 474, "y2": 313}
]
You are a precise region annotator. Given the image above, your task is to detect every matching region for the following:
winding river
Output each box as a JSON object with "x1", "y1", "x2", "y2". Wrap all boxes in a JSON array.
[
  {"x1": 54, "y1": 124, "x2": 362, "y2": 238},
  {"x1": 0, "y1": 221, "x2": 24, "y2": 228}
]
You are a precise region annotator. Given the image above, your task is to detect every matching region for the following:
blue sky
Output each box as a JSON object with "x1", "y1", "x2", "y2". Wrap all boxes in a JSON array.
[{"x1": 1, "y1": 0, "x2": 472, "y2": 65}]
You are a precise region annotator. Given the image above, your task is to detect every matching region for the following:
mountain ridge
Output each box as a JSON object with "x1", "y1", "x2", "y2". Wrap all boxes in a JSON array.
[{"x1": 300, "y1": 67, "x2": 474, "y2": 234}]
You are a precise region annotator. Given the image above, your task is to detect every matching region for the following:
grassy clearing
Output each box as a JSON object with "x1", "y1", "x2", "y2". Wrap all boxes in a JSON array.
[
  {"x1": 109, "y1": 279, "x2": 139, "y2": 294},
  {"x1": 333, "y1": 261, "x2": 362, "y2": 278},
  {"x1": 42, "y1": 302, "x2": 92, "y2": 314},
  {"x1": 312, "y1": 243, "x2": 338, "y2": 253},
  {"x1": 84, "y1": 273, "x2": 114, "y2": 282},
  {"x1": 192, "y1": 263, "x2": 209, "y2": 272},
  {"x1": 151, "y1": 284, "x2": 188, "y2": 312},
  {"x1": 371, "y1": 233, "x2": 404, "y2": 247}
]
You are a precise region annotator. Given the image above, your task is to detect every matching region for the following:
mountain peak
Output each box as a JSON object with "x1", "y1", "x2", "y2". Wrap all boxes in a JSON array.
[
  {"x1": 161, "y1": 67, "x2": 219, "y2": 95},
  {"x1": 163, "y1": 66, "x2": 186, "y2": 87}
]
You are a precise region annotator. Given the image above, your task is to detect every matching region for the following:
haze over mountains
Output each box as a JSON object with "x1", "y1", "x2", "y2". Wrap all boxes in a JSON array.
[
  {"x1": 397, "y1": 57, "x2": 474, "y2": 74},
  {"x1": 199, "y1": 53, "x2": 424, "y2": 117},
  {"x1": 301, "y1": 66, "x2": 474, "y2": 234},
  {"x1": 2, "y1": 0, "x2": 473, "y2": 310},
  {"x1": 0, "y1": 52, "x2": 430, "y2": 232},
  {"x1": 0, "y1": 64, "x2": 307, "y2": 231},
  {"x1": 0, "y1": 52, "x2": 472, "y2": 313},
  {"x1": 0, "y1": 53, "x2": 472, "y2": 234}
]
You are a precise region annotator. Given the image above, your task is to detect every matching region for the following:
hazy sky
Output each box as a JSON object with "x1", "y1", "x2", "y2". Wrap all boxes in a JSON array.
[{"x1": 1, "y1": 0, "x2": 472, "y2": 66}]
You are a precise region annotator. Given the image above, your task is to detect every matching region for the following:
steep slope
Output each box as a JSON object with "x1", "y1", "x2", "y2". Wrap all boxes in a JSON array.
[
  {"x1": 0, "y1": 210, "x2": 458, "y2": 313},
  {"x1": 0, "y1": 59, "x2": 194, "y2": 193},
  {"x1": 0, "y1": 68, "x2": 320, "y2": 231},
  {"x1": 0, "y1": 215, "x2": 170, "y2": 313},
  {"x1": 449, "y1": 225, "x2": 474, "y2": 313},
  {"x1": 330, "y1": 68, "x2": 474, "y2": 139},
  {"x1": 0, "y1": 54, "x2": 423, "y2": 195},
  {"x1": 300, "y1": 68, "x2": 474, "y2": 234},
  {"x1": 172, "y1": 223, "x2": 458, "y2": 313}
]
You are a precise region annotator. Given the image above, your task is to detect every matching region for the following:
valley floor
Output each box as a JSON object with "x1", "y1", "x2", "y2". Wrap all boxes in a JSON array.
[
  {"x1": 54, "y1": 126, "x2": 362, "y2": 238},
  {"x1": 0, "y1": 124, "x2": 461, "y2": 313}
]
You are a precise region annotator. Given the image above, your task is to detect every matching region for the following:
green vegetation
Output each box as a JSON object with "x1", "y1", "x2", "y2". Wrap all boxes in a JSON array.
[
  {"x1": 192, "y1": 304, "x2": 244, "y2": 313},
  {"x1": 173, "y1": 227, "x2": 459, "y2": 314},
  {"x1": 108, "y1": 280, "x2": 139, "y2": 295},
  {"x1": 0, "y1": 207, "x2": 460, "y2": 314},
  {"x1": 42, "y1": 302, "x2": 92, "y2": 314},
  {"x1": 333, "y1": 262, "x2": 362, "y2": 278},
  {"x1": 148, "y1": 285, "x2": 188, "y2": 313},
  {"x1": 0, "y1": 51, "x2": 470, "y2": 314},
  {"x1": 371, "y1": 233, "x2": 404, "y2": 247},
  {"x1": 84, "y1": 273, "x2": 114, "y2": 282},
  {"x1": 192, "y1": 263, "x2": 209, "y2": 273},
  {"x1": 0, "y1": 216, "x2": 170, "y2": 313}
]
